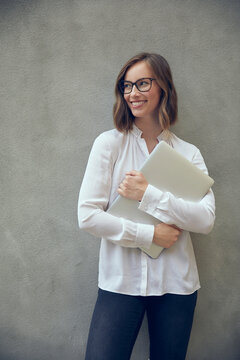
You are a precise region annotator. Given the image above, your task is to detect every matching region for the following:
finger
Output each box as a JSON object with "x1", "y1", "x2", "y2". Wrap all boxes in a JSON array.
[
  {"x1": 117, "y1": 188, "x2": 123, "y2": 196},
  {"x1": 118, "y1": 186, "x2": 125, "y2": 194},
  {"x1": 118, "y1": 187, "x2": 128, "y2": 197},
  {"x1": 118, "y1": 183, "x2": 124, "y2": 190},
  {"x1": 122, "y1": 179, "x2": 129, "y2": 187},
  {"x1": 119, "y1": 183, "x2": 127, "y2": 191},
  {"x1": 126, "y1": 170, "x2": 139, "y2": 176}
]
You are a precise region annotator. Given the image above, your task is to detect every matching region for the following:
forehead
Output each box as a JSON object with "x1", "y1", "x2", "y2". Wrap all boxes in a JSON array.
[{"x1": 124, "y1": 61, "x2": 153, "y2": 81}]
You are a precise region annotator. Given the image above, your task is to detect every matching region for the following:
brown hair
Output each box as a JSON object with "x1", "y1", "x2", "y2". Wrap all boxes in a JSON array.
[{"x1": 113, "y1": 52, "x2": 178, "y2": 132}]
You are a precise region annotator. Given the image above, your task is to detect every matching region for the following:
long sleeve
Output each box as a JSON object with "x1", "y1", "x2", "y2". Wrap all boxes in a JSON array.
[
  {"x1": 77, "y1": 127, "x2": 207, "y2": 296},
  {"x1": 138, "y1": 149, "x2": 215, "y2": 234},
  {"x1": 78, "y1": 133, "x2": 154, "y2": 249}
]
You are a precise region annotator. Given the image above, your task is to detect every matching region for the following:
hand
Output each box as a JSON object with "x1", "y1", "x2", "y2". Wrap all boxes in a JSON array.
[
  {"x1": 153, "y1": 223, "x2": 182, "y2": 248},
  {"x1": 118, "y1": 170, "x2": 148, "y2": 201}
]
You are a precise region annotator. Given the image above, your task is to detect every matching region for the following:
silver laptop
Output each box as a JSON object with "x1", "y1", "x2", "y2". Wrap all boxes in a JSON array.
[{"x1": 107, "y1": 141, "x2": 214, "y2": 258}]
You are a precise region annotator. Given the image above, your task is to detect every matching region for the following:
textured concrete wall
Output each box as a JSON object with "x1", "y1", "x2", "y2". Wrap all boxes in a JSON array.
[{"x1": 1, "y1": 0, "x2": 239, "y2": 359}]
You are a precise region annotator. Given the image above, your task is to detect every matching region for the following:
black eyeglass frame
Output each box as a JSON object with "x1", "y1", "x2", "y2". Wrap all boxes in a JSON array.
[{"x1": 119, "y1": 78, "x2": 156, "y2": 94}]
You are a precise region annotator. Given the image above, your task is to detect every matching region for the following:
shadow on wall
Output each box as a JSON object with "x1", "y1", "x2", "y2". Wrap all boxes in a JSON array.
[{"x1": 0, "y1": 0, "x2": 37, "y2": 13}]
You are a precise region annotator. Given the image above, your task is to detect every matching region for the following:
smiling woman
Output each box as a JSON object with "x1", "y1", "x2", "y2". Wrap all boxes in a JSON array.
[
  {"x1": 113, "y1": 53, "x2": 178, "y2": 135},
  {"x1": 78, "y1": 52, "x2": 215, "y2": 360}
]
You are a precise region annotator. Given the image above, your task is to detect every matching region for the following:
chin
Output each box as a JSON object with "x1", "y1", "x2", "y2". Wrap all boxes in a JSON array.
[{"x1": 131, "y1": 109, "x2": 147, "y2": 117}]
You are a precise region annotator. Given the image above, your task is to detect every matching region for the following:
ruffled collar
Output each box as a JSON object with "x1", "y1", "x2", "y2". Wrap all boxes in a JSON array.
[{"x1": 131, "y1": 123, "x2": 173, "y2": 145}]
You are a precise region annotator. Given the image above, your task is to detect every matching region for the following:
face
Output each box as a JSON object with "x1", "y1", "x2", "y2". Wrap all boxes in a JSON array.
[{"x1": 123, "y1": 61, "x2": 161, "y2": 121}]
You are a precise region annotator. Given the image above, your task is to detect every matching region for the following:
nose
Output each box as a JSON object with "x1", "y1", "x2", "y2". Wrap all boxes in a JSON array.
[{"x1": 131, "y1": 84, "x2": 140, "y2": 96}]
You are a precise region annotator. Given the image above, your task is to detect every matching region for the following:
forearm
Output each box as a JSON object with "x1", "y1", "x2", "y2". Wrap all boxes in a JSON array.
[
  {"x1": 78, "y1": 200, "x2": 154, "y2": 248},
  {"x1": 139, "y1": 185, "x2": 215, "y2": 234}
]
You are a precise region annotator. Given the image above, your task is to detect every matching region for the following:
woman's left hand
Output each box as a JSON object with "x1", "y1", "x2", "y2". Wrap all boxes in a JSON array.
[{"x1": 118, "y1": 170, "x2": 148, "y2": 201}]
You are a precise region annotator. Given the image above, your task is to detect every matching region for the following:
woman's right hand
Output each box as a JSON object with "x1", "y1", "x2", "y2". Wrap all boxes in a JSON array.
[{"x1": 153, "y1": 223, "x2": 182, "y2": 248}]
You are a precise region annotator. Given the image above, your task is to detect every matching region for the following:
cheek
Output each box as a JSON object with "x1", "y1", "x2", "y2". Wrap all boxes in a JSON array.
[
  {"x1": 123, "y1": 95, "x2": 131, "y2": 109},
  {"x1": 149, "y1": 90, "x2": 161, "y2": 106},
  {"x1": 124, "y1": 94, "x2": 130, "y2": 103}
]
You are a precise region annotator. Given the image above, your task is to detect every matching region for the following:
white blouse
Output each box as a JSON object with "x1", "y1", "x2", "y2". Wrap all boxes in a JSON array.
[{"x1": 78, "y1": 124, "x2": 215, "y2": 296}]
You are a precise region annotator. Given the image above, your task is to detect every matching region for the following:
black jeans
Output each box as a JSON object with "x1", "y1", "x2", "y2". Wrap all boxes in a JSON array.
[{"x1": 85, "y1": 288, "x2": 197, "y2": 360}]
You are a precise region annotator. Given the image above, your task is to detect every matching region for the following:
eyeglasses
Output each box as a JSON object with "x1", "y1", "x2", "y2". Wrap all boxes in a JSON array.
[{"x1": 119, "y1": 78, "x2": 156, "y2": 94}]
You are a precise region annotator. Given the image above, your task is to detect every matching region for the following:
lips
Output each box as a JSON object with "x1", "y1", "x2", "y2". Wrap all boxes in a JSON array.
[{"x1": 130, "y1": 100, "x2": 147, "y2": 108}]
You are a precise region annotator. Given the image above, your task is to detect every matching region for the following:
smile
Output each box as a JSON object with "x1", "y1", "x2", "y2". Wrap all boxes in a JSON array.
[{"x1": 131, "y1": 101, "x2": 147, "y2": 107}]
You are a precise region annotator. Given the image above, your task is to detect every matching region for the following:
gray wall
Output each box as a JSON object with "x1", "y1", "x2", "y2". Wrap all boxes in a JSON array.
[{"x1": 1, "y1": 0, "x2": 239, "y2": 359}]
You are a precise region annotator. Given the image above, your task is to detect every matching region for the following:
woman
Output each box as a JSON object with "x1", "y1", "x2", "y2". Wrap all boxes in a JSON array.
[{"x1": 78, "y1": 52, "x2": 215, "y2": 360}]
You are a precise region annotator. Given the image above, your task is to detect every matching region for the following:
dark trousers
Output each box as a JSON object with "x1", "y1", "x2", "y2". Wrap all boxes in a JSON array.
[{"x1": 85, "y1": 288, "x2": 197, "y2": 360}]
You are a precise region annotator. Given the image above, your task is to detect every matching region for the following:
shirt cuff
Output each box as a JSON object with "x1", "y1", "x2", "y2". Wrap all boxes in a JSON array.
[
  {"x1": 136, "y1": 223, "x2": 154, "y2": 249},
  {"x1": 139, "y1": 184, "x2": 165, "y2": 214}
]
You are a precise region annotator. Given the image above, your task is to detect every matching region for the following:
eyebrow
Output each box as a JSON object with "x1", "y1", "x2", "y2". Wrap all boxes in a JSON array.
[{"x1": 123, "y1": 76, "x2": 152, "y2": 82}]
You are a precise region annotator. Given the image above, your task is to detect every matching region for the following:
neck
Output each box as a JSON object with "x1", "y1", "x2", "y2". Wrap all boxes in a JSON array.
[{"x1": 134, "y1": 115, "x2": 162, "y2": 140}]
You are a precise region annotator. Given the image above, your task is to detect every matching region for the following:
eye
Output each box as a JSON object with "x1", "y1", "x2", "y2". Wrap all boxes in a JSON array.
[
  {"x1": 139, "y1": 79, "x2": 150, "y2": 86},
  {"x1": 123, "y1": 82, "x2": 131, "y2": 89},
  {"x1": 119, "y1": 81, "x2": 132, "y2": 93}
]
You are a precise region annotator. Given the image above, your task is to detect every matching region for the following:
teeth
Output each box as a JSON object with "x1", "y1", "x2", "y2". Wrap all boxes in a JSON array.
[{"x1": 132, "y1": 101, "x2": 145, "y2": 106}]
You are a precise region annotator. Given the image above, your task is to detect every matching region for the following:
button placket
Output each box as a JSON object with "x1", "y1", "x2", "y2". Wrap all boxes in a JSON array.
[{"x1": 140, "y1": 250, "x2": 148, "y2": 296}]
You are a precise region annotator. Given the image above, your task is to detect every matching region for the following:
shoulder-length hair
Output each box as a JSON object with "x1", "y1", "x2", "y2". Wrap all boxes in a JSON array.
[{"x1": 113, "y1": 52, "x2": 178, "y2": 132}]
